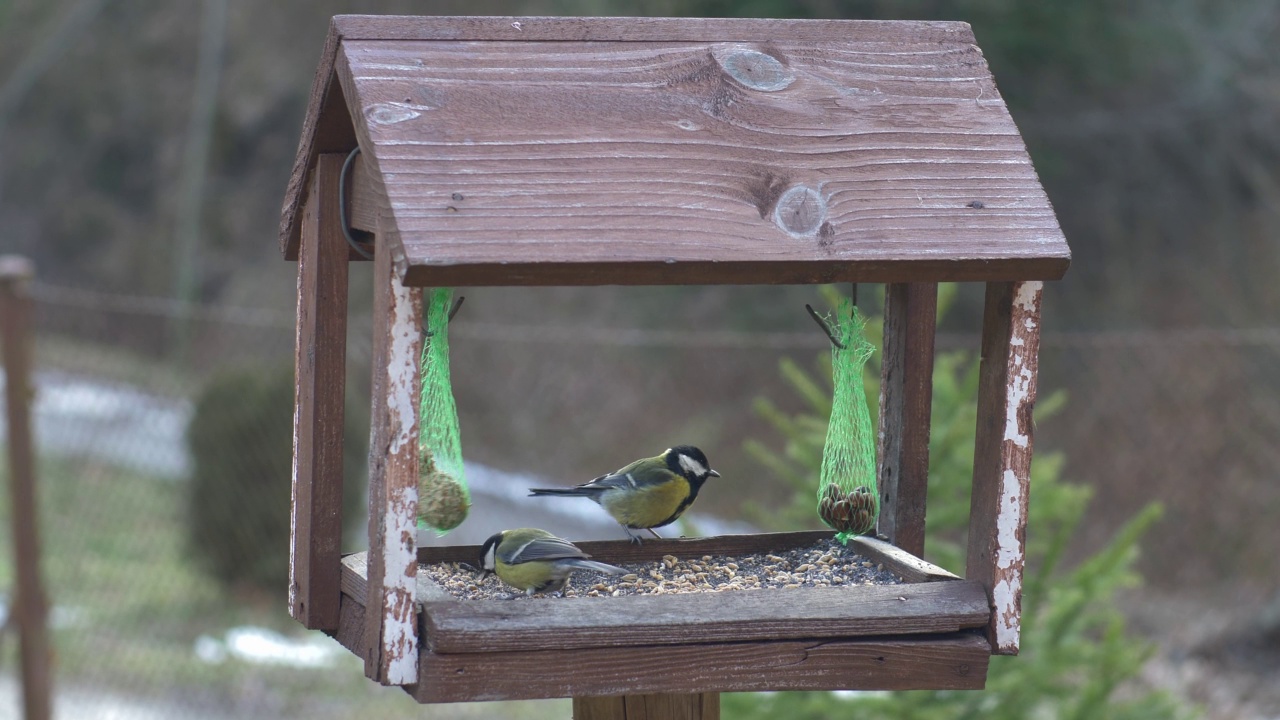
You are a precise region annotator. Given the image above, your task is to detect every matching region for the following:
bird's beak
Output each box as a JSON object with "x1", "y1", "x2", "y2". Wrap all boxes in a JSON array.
[{"x1": 709, "y1": 469, "x2": 721, "y2": 478}]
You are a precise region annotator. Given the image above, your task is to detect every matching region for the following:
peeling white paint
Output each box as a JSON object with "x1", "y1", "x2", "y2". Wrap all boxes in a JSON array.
[
  {"x1": 990, "y1": 280, "x2": 1041, "y2": 653},
  {"x1": 385, "y1": 281, "x2": 420, "y2": 456},
  {"x1": 992, "y1": 576, "x2": 1020, "y2": 646},
  {"x1": 382, "y1": 484, "x2": 419, "y2": 684},
  {"x1": 995, "y1": 470, "x2": 1024, "y2": 571},
  {"x1": 1013, "y1": 281, "x2": 1042, "y2": 312},
  {"x1": 1002, "y1": 282, "x2": 1041, "y2": 450}
]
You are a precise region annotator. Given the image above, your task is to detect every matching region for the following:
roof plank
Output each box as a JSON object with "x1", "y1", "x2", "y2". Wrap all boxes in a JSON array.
[{"x1": 282, "y1": 17, "x2": 1070, "y2": 283}]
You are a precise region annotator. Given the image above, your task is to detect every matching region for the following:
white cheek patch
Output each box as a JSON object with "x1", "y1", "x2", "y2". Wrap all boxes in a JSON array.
[
  {"x1": 482, "y1": 545, "x2": 497, "y2": 571},
  {"x1": 679, "y1": 454, "x2": 708, "y2": 478}
]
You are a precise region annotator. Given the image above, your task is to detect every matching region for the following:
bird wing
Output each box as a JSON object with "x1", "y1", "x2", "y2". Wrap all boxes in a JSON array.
[
  {"x1": 578, "y1": 458, "x2": 672, "y2": 493},
  {"x1": 503, "y1": 535, "x2": 590, "y2": 565}
]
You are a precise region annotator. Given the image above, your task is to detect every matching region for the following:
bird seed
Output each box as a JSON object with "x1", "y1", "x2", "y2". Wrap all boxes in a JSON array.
[{"x1": 421, "y1": 537, "x2": 902, "y2": 601}]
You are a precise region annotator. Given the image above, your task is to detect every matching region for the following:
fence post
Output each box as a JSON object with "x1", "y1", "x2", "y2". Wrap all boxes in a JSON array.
[{"x1": 1, "y1": 255, "x2": 53, "y2": 720}]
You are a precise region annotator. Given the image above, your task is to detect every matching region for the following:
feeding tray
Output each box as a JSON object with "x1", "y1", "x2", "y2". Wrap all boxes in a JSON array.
[
  {"x1": 280, "y1": 13, "x2": 1068, "y2": 708},
  {"x1": 331, "y1": 531, "x2": 991, "y2": 702}
]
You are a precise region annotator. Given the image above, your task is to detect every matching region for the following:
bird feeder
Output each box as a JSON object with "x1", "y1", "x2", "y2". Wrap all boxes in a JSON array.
[{"x1": 281, "y1": 14, "x2": 1069, "y2": 711}]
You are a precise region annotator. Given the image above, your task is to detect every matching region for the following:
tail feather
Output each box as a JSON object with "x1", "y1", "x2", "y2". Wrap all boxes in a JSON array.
[
  {"x1": 528, "y1": 487, "x2": 597, "y2": 498},
  {"x1": 563, "y1": 559, "x2": 626, "y2": 575}
]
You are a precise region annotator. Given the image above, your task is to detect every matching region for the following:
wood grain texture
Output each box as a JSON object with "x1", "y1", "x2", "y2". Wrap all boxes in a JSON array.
[
  {"x1": 423, "y1": 580, "x2": 990, "y2": 654},
  {"x1": 289, "y1": 156, "x2": 350, "y2": 631},
  {"x1": 364, "y1": 234, "x2": 424, "y2": 684},
  {"x1": 1, "y1": 257, "x2": 52, "y2": 720},
  {"x1": 280, "y1": 19, "x2": 357, "y2": 260},
  {"x1": 324, "y1": 34, "x2": 1067, "y2": 286},
  {"x1": 412, "y1": 633, "x2": 989, "y2": 702},
  {"x1": 342, "y1": 552, "x2": 452, "y2": 607},
  {"x1": 575, "y1": 696, "x2": 628, "y2": 720},
  {"x1": 348, "y1": 153, "x2": 380, "y2": 233},
  {"x1": 877, "y1": 282, "x2": 937, "y2": 557},
  {"x1": 573, "y1": 694, "x2": 719, "y2": 720},
  {"x1": 332, "y1": 15, "x2": 977, "y2": 44},
  {"x1": 849, "y1": 535, "x2": 958, "y2": 584},
  {"x1": 966, "y1": 281, "x2": 1042, "y2": 655}
]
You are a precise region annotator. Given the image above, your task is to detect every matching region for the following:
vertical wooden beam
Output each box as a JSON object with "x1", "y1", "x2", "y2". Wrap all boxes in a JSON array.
[
  {"x1": 288, "y1": 154, "x2": 350, "y2": 630},
  {"x1": 877, "y1": 283, "x2": 938, "y2": 558},
  {"x1": 966, "y1": 281, "x2": 1043, "y2": 655},
  {"x1": 364, "y1": 232, "x2": 422, "y2": 684},
  {"x1": 574, "y1": 694, "x2": 720, "y2": 720},
  {"x1": 1, "y1": 256, "x2": 53, "y2": 720}
]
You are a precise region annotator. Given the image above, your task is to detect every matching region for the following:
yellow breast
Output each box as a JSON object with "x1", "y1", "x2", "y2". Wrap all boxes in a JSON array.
[{"x1": 601, "y1": 477, "x2": 691, "y2": 529}]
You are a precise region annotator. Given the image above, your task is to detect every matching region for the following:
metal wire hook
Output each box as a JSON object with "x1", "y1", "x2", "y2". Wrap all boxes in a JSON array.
[
  {"x1": 424, "y1": 295, "x2": 465, "y2": 337},
  {"x1": 339, "y1": 146, "x2": 374, "y2": 260},
  {"x1": 805, "y1": 303, "x2": 847, "y2": 349}
]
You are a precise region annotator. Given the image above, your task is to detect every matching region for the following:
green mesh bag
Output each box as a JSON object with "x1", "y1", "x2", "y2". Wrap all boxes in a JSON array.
[
  {"x1": 417, "y1": 288, "x2": 470, "y2": 533},
  {"x1": 815, "y1": 297, "x2": 879, "y2": 543}
]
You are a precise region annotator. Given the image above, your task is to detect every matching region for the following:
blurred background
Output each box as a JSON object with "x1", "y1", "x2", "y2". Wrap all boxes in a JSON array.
[{"x1": 0, "y1": 0, "x2": 1277, "y2": 718}]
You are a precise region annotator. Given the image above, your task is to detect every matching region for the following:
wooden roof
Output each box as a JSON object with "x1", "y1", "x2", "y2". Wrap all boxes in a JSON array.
[{"x1": 280, "y1": 15, "x2": 1070, "y2": 285}]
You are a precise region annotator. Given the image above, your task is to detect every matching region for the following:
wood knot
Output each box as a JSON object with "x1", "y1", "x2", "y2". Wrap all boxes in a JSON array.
[
  {"x1": 366, "y1": 103, "x2": 421, "y2": 125},
  {"x1": 772, "y1": 185, "x2": 827, "y2": 237},
  {"x1": 714, "y1": 48, "x2": 794, "y2": 92}
]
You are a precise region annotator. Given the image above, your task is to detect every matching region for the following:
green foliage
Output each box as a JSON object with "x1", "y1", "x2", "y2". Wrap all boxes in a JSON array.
[
  {"x1": 727, "y1": 287, "x2": 1192, "y2": 719},
  {"x1": 186, "y1": 364, "x2": 367, "y2": 593}
]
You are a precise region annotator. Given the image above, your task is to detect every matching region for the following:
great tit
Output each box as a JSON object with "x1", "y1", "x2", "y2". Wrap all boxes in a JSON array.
[
  {"x1": 528, "y1": 446, "x2": 720, "y2": 544},
  {"x1": 479, "y1": 528, "x2": 625, "y2": 596}
]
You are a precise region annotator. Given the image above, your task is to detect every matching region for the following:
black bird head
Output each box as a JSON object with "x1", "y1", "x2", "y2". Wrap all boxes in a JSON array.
[
  {"x1": 478, "y1": 531, "x2": 503, "y2": 576},
  {"x1": 664, "y1": 445, "x2": 721, "y2": 483}
]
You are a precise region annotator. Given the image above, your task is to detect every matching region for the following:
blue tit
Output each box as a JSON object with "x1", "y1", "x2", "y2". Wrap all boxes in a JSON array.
[
  {"x1": 479, "y1": 528, "x2": 625, "y2": 596},
  {"x1": 528, "y1": 445, "x2": 720, "y2": 544}
]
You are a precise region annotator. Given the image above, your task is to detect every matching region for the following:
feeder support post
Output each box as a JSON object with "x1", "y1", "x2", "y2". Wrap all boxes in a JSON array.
[
  {"x1": 289, "y1": 153, "x2": 351, "y2": 630},
  {"x1": 1, "y1": 255, "x2": 53, "y2": 720},
  {"x1": 877, "y1": 282, "x2": 938, "y2": 557},
  {"x1": 966, "y1": 280, "x2": 1043, "y2": 655},
  {"x1": 574, "y1": 693, "x2": 720, "y2": 720},
  {"x1": 364, "y1": 229, "x2": 423, "y2": 684}
]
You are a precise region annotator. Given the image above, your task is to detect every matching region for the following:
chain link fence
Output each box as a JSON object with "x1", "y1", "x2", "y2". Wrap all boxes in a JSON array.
[{"x1": 3, "y1": 280, "x2": 1279, "y2": 718}]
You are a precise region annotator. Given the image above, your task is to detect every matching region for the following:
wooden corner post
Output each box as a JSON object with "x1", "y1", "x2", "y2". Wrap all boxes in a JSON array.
[
  {"x1": 1, "y1": 255, "x2": 53, "y2": 720},
  {"x1": 966, "y1": 281, "x2": 1043, "y2": 655},
  {"x1": 877, "y1": 283, "x2": 938, "y2": 557},
  {"x1": 365, "y1": 233, "x2": 423, "y2": 684},
  {"x1": 574, "y1": 693, "x2": 720, "y2": 720},
  {"x1": 289, "y1": 153, "x2": 352, "y2": 631}
]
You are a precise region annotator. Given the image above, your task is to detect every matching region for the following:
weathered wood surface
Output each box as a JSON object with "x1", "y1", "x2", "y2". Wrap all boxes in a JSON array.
[
  {"x1": 327, "y1": 582, "x2": 988, "y2": 702},
  {"x1": 1, "y1": 257, "x2": 52, "y2": 720},
  {"x1": 850, "y1": 535, "x2": 958, "y2": 584},
  {"x1": 412, "y1": 633, "x2": 989, "y2": 702},
  {"x1": 575, "y1": 694, "x2": 720, "y2": 720},
  {"x1": 877, "y1": 282, "x2": 937, "y2": 557},
  {"x1": 348, "y1": 152, "x2": 380, "y2": 234},
  {"x1": 966, "y1": 281, "x2": 1043, "y2": 655},
  {"x1": 329, "y1": 588, "x2": 369, "y2": 660},
  {"x1": 364, "y1": 234, "x2": 424, "y2": 684},
  {"x1": 330, "y1": 35, "x2": 1067, "y2": 286},
  {"x1": 342, "y1": 552, "x2": 452, "y2": 607},
  {"x1": 422, "y1": 580, "x2": 989, "y2": 654},
  {"x1": 332, "y1": 15, "x2": 978, "y2": 43},
  {"x1": 289, "y1": 155, "x2": 350, "y2": 631},
  {"x1": 280, "y1": 22, "x2": 356, "y2": 260}
]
